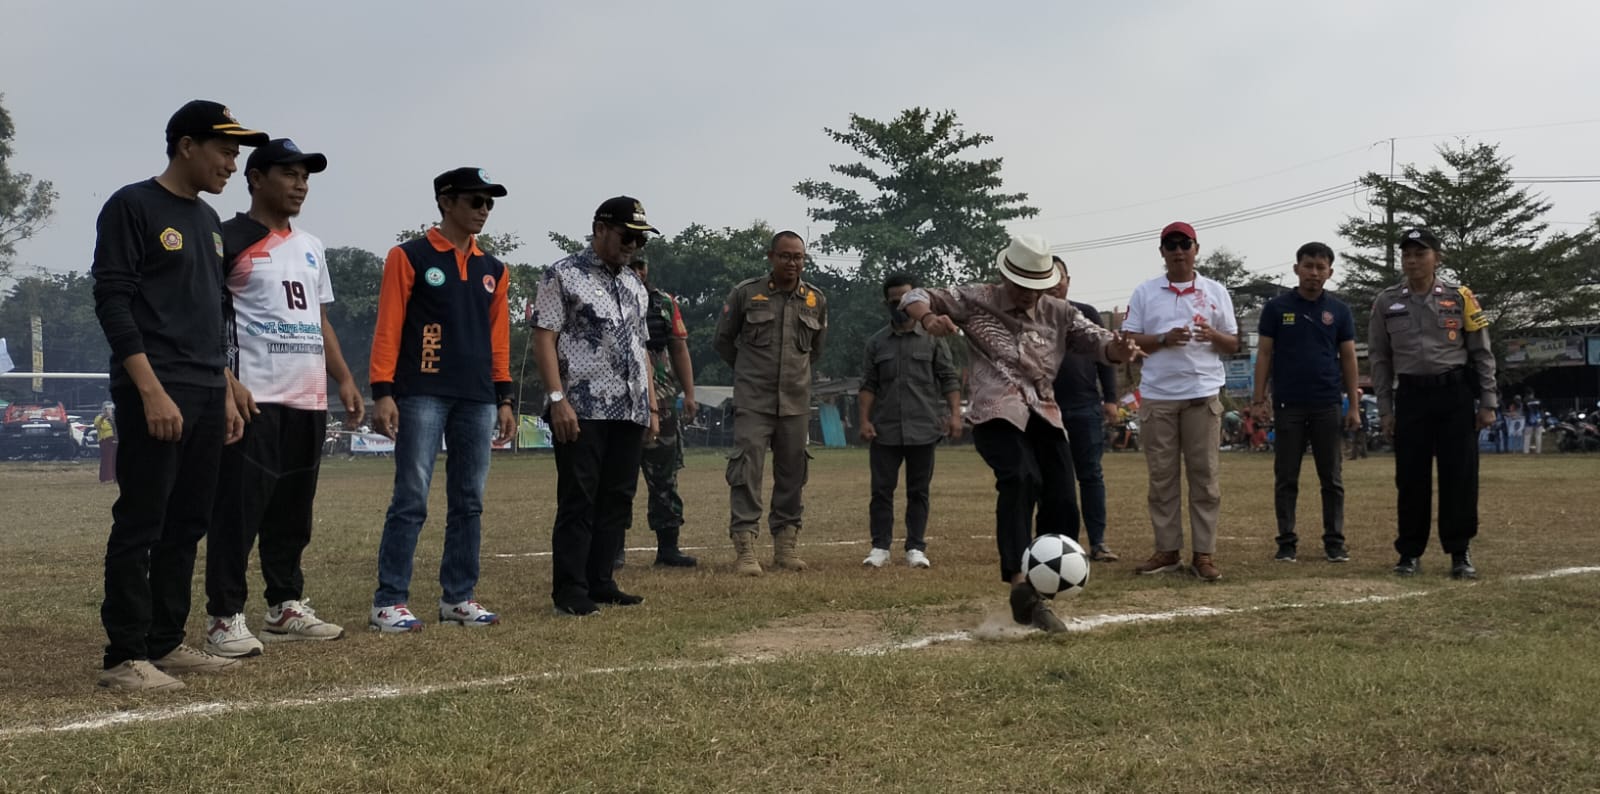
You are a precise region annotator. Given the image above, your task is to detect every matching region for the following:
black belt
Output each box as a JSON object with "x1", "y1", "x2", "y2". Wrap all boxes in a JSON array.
[{"x1": 1397, "y1": 368, "x2": 1467, "y2": 388}]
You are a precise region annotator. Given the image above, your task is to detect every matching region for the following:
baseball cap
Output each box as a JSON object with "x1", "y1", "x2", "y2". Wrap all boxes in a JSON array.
[
  {"x1": 434, "y1": 167, "x2": 508, "y2": 197},
  {"x1": 1161, "y1": 221, "x2": 1197, "y2": 241},
  {"x1": 165, "y1": 100, "x2": 269, "y2": 146},
  {"x1": 1397, "y1": 227, "x2": 1442, "y2": 251},
  {"x1": 594, "y1": 196, "x2": 661, "y2": 234},
  {"x1": 245, "y1": 138, "x2": 327, "y2": 176}
]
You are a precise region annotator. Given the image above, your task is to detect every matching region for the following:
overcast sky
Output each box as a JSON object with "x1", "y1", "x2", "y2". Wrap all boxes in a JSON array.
[{"x1": 5, "y1": 0, "x2": 1599, "y2": 310}]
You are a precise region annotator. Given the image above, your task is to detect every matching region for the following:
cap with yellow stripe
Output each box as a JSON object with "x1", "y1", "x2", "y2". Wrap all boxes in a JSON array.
[{"x1": 165, "y1": 99, "x2": 269, "y2": 146}]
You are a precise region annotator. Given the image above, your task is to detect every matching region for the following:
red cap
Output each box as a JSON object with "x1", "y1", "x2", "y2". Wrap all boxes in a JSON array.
[{"x1": 1160, "y1": 221, "x2": 1197, "y2": 241}]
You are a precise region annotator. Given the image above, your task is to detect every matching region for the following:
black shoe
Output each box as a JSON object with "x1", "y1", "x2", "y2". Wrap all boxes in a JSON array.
[
  {"x1": 1274, "y1": 544, "x2": 1298, "y2": 563},
  {"x1": 1393, "y1": 556, "x2": 1420, "y2": 576},
  {"x1": 612, "y1": 549, "x2": 626, "y2": 570},
  {"x1": 591, "y1": 589, "x2": 644, "y2": 606},
  {"x1": 1324, "y1": 545, "x2": 1350, "y2": 563},
  {"x1": 1009, "y1": 582, "x2": 1040, "y2": 626},
  {"x1": 1450, "y1": 552, "x2": 1478, "y2": 580},
  {"x1": 1030, "y1": 601, "x2": 1068, "y2": 634},
  {"x1": 654, "y1": 547, "x2": 699, "y2": 567},
  {"x1": 553, "y1": 598, "x2": 600, "y2": 617}
]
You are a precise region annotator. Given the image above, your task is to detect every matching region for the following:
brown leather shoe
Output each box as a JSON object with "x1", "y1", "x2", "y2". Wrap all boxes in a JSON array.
[
  {"x1": 1191, "y1": 553, "x2": 1221, "y2": 582},
  {"x1": 1133, "y1": 550, "x2": 1182, "y2": 575},
  {"x1": 1090, "y1": 544, "x2": 1120, "y2": 562}
]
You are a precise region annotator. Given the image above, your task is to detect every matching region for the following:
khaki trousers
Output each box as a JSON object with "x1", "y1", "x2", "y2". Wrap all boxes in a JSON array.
[
  {"x1": 1139, "y1": 396, "x2": 1222, "y2": 554},
  {"x1": 726, "y1": 409, "x2": 811, "y2": 536}
]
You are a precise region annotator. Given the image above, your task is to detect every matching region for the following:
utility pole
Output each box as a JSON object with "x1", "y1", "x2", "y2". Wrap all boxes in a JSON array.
[{"x1": 1384, "y1": 137, "x2": 1396, "y2": 276}]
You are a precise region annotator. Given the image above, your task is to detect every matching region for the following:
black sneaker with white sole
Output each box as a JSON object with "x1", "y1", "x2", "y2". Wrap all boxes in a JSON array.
[
  {"x1": 1393, "y1": 555, "x2": 1420, "y2": 576},
  {"x1": 1274, "y1": 544, "x2": 1298, "y2": 563},
  {"x1": 1324, "y1": 545, "x2": 1350, "y2": 563}
]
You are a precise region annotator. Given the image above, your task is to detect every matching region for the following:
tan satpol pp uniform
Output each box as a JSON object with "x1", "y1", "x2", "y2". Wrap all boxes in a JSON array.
[{"x1": 713, "y1": 275, "x2": 828, "y2": 573}]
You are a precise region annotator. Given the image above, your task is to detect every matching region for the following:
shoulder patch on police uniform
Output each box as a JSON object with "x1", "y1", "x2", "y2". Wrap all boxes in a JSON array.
[{"x1": 1459, "y1": 286, "x2": 1487, "y2": 332}]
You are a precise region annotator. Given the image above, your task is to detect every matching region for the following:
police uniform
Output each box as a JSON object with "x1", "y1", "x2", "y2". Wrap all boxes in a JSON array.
[
  {"x1": 713, "y1": 275, "x2": 828, "y2": 569},
  {"x1": 1368, "y1": 235, "x2": 1497, "y2": 573}
]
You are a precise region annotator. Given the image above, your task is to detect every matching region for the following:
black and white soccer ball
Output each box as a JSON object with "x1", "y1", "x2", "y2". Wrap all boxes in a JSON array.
[{"x1": 1021, "y1": 534, "x2": 1091, "y2": 598}]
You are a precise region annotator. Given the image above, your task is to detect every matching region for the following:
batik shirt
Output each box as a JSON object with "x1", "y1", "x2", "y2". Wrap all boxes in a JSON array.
[
  {"x1": 531, "y1": 246, "x2": 652, "y2": 426},
  {"x1": 901, "y1": 284, "x2": 1113, "y2": 433}
]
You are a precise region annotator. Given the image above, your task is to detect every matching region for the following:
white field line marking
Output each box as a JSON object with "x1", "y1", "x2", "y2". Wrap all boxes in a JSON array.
[{"x1": 5, "y1": 565, "x2": 1596, "y2": 740}]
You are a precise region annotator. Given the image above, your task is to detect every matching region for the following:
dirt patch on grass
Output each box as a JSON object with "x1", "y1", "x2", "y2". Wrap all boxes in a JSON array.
[{"x1": 708, "y1": 602, "x2": 993, "y2": 660}]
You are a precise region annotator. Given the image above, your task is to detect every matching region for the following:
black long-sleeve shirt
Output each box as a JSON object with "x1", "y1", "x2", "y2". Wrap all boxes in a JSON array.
[
  {"x1": 91, "y1": 178, "x2": 227, "y2": 390},
  {"x1": 1051, "y1": 300, "x2": 1118, "y2": 409}
]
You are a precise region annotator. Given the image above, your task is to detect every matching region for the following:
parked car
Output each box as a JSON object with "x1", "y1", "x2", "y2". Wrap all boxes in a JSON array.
[{"x1": 0, "y1": 401, "x2": 80, "y2": 460}]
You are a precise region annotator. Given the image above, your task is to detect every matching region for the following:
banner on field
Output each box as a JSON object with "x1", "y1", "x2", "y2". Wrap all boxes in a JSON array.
[
  {"x1": 349, "y1": 433, "x2": 395, "y2": 454},
  {"x1": 1503, "y1": 336, "x2": 1584, "y2": 368}
]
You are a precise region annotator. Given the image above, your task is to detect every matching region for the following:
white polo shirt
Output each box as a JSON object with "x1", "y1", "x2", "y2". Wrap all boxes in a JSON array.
[{"x1": 1123, "y1": 272, "x2": 1238, "y2": 401}]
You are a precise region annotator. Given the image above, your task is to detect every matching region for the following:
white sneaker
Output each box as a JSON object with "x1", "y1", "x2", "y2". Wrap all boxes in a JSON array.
[
  {"x1": 369, "y1": 604, "x2": 424, "y2": 633},
  {"x1": 862, "y1": 548, "x2": 891, "y2": 568},
  {"x1": 906, "y1": 549, "x2": 932, "y2": 569},
  {"x1": 205, "y1": 613, "x2": 264, "y2": 658},
  {"x1": 98, "y1": 660, "x2": 185, "y2": 692},
  {"x1": 263, "y1": 600, "x2": 345, "y2": 642},
  {"x1": 440, "y1": 599, "x2": 500, "y2": 627}
]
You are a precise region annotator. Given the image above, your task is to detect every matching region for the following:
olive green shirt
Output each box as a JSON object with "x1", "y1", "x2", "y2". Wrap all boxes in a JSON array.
[
  {"x1": 1368, "y1": 277, "x2": 1498, "y2": 415},
  {"x1": 860, "y1": 325, "x2": 961, "y2": 447},
  {"x1": 714, "y1": 275, "x2": 828, "y2": 417}
]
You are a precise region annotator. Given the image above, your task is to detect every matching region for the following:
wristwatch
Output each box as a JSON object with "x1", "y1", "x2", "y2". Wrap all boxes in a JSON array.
[{"x1": 547, "y1": 391, "x2": 565, "y2": 404}]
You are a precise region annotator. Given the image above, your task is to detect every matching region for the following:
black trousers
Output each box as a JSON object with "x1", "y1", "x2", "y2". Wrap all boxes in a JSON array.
[
  {"x1": 1393, "y1": 379, "x2": 1479, "y2": 557},
  {"x1": 1272, "y1": 403, "x2": 1346, "y2": 548},
  {"x1": 551, "y1": 419, "x2": 644, "y2": 604},
  {"x1": 205, "y1": 404, "x2": 326, "y2": 617},
  {"x1": 868, "y1": 441, "x2": 937, "y2": 552},
  {"x1": 102, "y1": 383, "x2": 226, "y2": 669},
  {"x1": 972, "y1": 413, "x2": 1078, "y2": 582}
]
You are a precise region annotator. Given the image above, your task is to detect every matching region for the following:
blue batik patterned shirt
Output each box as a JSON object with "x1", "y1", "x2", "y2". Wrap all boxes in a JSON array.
[{"x1": 531, "y1": 246, "x2": 652, "y2": 426}]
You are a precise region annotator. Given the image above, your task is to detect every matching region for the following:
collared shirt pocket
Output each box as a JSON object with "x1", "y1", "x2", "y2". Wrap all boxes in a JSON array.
[
  {"x1": 795, "y1": 312, "x2": 822, "y2": 352},
  {"x1": 742, "y1": 309, "x2": 775, "y2": 347},
  {"x1": 874, "y1": 349, "x2": 898, "y2": 382},
  {"x1": 908, "y1": 348, "x2": 935, "y2": 386},
  {"x1": 1383, "y1": 312, "x2": 1412, "y2": 335}
]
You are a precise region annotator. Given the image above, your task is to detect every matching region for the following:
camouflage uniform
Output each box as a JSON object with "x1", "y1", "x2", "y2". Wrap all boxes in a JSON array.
[{"x1": 639, "y1": 288, "x2": 688, "y2": 535}]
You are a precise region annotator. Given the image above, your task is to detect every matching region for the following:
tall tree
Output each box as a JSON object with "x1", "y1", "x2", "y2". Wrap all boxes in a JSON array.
[
  {"x1": 1337, "y1": 140, "x2": 1597, "y2": 349},
  {"x1": 0, "y1": 94, "x2": 58, "y2": 282},
  {"x1": 795, "y1": 108, "x2": 1038, "y2": 285}
]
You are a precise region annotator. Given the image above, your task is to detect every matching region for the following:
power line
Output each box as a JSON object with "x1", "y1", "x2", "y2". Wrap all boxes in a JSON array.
[{"x1": 1054, "y1": 183, "x2": 1366, "y2": 253}]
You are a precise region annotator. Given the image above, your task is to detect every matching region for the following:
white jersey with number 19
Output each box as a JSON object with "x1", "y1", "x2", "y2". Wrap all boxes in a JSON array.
[{"x1": 224, "y1": 221, "x2": 334, "y2": 411}]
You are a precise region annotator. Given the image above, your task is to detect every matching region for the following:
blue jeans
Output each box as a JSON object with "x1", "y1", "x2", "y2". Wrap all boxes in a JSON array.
[
  {"x1": 1064, "y1": 404, "x2": 1108, "y2": 547},
  {"x1": 373, "y1": 396, "x2": 495, "y2": 607}
]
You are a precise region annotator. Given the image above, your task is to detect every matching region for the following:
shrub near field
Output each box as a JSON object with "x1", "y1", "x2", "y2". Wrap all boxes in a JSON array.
[{"x1": 0, "y1": 450, "x2": 1598, "y2": 793}]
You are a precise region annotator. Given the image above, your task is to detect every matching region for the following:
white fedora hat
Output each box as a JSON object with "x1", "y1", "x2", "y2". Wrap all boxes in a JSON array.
[{"x1": 995, "y1": 235, "x2": 1060, "y2": 290}]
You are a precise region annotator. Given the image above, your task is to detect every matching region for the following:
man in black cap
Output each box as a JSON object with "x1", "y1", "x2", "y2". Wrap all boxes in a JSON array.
[
  {"x1": 202, "y1": 139, "x2": 363, "y2": 658},
  {"x1": 531, "y1": 196, "x2": 660, "y2": 616},
  {"x1": 368, "y1": 167, "x2": 517, "y2": 632},
  {"x1": 1368, "y1": 228, "x2": 1498, "y2": 579},
  {"x1": 91, "y1": 99, "x2": 268, "y2": 692}
]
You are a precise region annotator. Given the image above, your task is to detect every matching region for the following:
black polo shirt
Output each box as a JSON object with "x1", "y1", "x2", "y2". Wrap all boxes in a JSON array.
[{"x1": 1258, "y1": 289, "x2": 1355, "y2": 406}]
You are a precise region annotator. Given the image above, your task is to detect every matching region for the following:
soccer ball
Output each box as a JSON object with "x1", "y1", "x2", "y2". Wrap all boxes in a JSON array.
[{"x1": 1021, "y1": 534, "x2": 1090, "y2": 598}]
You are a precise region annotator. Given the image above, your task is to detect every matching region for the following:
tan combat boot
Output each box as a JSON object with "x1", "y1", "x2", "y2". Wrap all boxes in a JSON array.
[
  {"x1": 731, "y1": 531, "x2": 763, "y2": 577},
  {"x1": 772, "y1": 526, "x2": 808, "y2": 571}
]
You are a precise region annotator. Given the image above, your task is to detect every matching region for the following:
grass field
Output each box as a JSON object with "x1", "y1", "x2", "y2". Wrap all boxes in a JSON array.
[{"x1": 0, "y1": 446, "x2": 1598, "y2": 793}]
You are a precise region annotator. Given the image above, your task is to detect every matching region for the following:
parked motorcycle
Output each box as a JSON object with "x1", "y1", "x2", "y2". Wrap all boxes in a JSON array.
[{"x1": 1551, "y1": 410, "x2": 1600, "y2": 453}]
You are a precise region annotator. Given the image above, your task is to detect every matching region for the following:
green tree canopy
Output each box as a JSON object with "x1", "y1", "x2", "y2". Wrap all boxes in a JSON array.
[
  {"x1": 0, "y1": 94, "x2": 58, "y2": 283},
  {"x1": 0, "y1": 272, "x2": 107, "y2": 404},
  {"x1": 795, "y1": 108, "x2": 1038, "y2": 286},
  {"x1": 1337, "y1": 140, "x2": 1597, "y2": 345},
  {"x1": 1199, "y1": 247, "x2": 1286, "y2": 321}
]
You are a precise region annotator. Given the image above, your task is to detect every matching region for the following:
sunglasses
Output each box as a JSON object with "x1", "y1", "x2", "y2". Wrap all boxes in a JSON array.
[
  {"x1": 1162, "y1": 238, "x2": 1194, "y2": 252},
  {"x1": 610, "y1": 225, "x2": 649, "y2": 247},
  {"x1": 455, "y1": 194, "x2": 495, "y2": 211}
]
